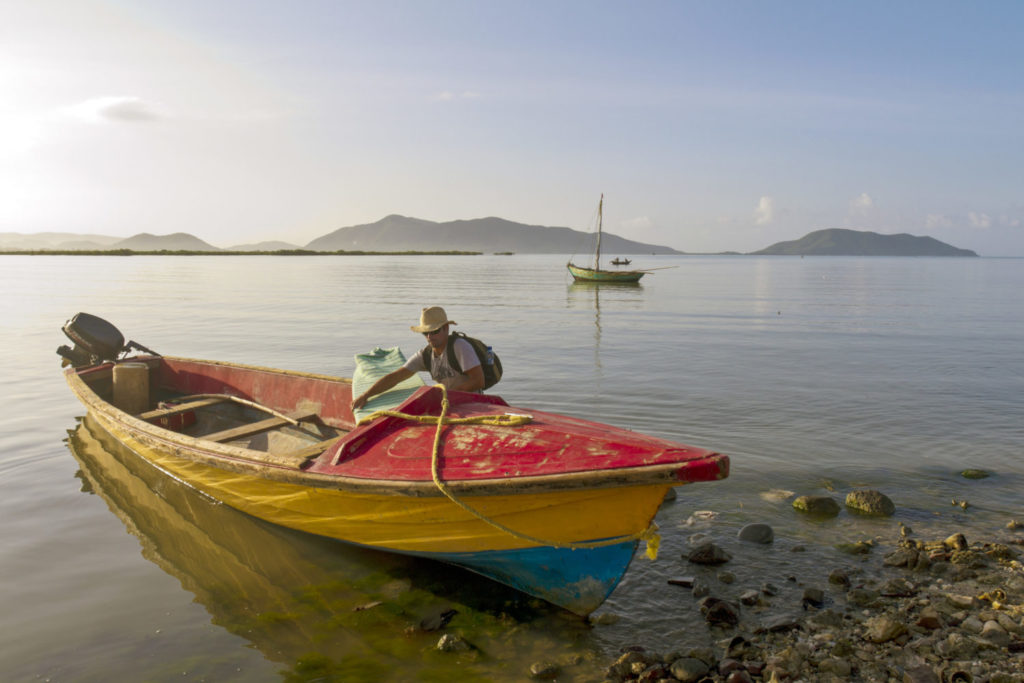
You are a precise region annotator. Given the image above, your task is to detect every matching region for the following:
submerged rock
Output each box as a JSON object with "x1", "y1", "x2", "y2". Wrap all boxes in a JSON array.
[
  {"x1": 737, "y1": 523, "x2": 774, "y2": 543},
  {"x1": 845, "y1": 489, "x2": 896, "y2": 516},
  {"x1": 687, "y1": 542, "x2": 733, "y2": 565},
  {"x1": 960, "y1": 468, "x2": 991, "y2": 479},
  {"x1": 792, "y1": 495, "x2": 840, "y2": 517}
]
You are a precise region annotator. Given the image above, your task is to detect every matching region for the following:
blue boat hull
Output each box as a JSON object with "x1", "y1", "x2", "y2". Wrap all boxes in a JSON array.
[{"x1": 420, "y1": 539, "x2": 641, "y2": 615}]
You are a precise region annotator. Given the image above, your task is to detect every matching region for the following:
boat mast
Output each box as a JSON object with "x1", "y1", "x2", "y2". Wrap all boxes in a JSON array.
[{"x1": 593, "y1": 193, "x2": 603, "y2": 271}]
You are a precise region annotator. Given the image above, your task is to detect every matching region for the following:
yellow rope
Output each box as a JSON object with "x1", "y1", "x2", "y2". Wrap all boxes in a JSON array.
[{"x1": 357, "y1": 385, "x2": 661, "y2": 559}]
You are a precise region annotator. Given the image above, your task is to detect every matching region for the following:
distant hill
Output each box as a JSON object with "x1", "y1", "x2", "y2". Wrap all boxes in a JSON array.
[
  {"x1": 0, "y1": 232, "x2": 121, "y2": 250},
  {"x1": 305, "y1": 215, "x2": 682, "y2": 254},
  {"x1": 752, "y1": 229, "x2": 978, "y2": 257},
  {"x1": 113, "y1": 232, "x2": 220, "y2": 251},
  {"x1": 226, "y1": 240, "x2": 302, "y2": 251}
]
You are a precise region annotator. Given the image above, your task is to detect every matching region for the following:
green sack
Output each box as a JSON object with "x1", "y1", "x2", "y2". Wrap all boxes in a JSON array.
[{"x1": 352, "y1": 347, "x2": 425, "y2": 423}]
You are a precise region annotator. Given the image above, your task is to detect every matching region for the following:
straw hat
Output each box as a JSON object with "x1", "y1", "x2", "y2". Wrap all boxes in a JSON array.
[{"x1": 410, "y1": 306, "x2": 457, "y2": 333}]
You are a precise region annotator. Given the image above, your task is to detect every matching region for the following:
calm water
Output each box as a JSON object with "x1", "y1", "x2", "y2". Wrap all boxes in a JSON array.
[{"x1": 1, "y1": 254, "x2": 1021, "y2": 681}]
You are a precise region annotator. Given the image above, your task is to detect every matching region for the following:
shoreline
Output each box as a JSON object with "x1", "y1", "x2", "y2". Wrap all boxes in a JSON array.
[{"x1": 589, "y1": 523, "x2": 1024, "y2": 682}]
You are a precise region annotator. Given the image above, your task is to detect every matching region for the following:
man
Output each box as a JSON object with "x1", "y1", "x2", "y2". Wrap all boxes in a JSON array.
[{"x1": 351, "y1": 306, "x2": 484, "y2": 411}]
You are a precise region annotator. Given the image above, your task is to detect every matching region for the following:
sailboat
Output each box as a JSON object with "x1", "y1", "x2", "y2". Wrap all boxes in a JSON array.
[{"x1": 567, "y1": 195, "x2": 647, "y2": 283}]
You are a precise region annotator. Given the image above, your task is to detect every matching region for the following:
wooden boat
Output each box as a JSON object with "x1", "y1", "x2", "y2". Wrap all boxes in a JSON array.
[
  {"x1": 567, "y1": 195, "x2": 647, "y2": 283},
  {"x1": 57, "y1": 313, "x2": 728, "y2": 616}
]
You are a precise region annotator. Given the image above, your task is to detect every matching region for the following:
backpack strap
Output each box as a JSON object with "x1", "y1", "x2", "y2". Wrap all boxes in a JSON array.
[{"x1": 446, "y1": 331, "x2": 463, "y2": 373}]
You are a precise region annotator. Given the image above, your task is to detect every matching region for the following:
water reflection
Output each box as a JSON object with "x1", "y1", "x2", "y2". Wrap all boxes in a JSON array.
[
  {"x1": 567, "y1": 281, "x2": 643, "y2": 368},
  {"x1": 67, "y1": 415, "x2": 606, "y2": 681}
]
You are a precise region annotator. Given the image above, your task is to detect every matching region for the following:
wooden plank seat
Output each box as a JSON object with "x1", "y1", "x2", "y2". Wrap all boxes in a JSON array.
[
  {"x1": 138, "y1": 396, "x2": 231, "y2": 421},
  {"x1": 203, "y1": 411, "x2": 318, "y2": 444}
]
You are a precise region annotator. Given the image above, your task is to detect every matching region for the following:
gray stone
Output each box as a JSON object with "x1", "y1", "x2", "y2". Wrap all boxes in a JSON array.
[
  {"x1": 828, "y1": 568, "x2": 850, "y2": 586},
  {"x1": 669, "y1": 657, "x2": 710, "y2": 683},
  {"x1": 901, "y1": 664, "x2": 940, "y2": 683},
  {"x1": 847, "y1": 588, "x2": 881, "y2": 607},
  {"x1": 959, "y1": 616, "x2": 984, "y2": 634},
  {"x1": 737, "y1": 523, "x2": 774, "y2": 543},
  {"x1": 528, "y1": 661, "x2": 560, "y2": 679},
  {"x1": 692, "y1": 578, "x2": 710, "y2": 598},
  {"x1": 718, "y1": 570, "x2": 736, "y2": 584},
  {"x1": 864, "y1": 615, "x2": 907, "y2": 643},
  {"x1": 980, "y1": 620, "x2": 1010, "y2": 646},
  {"x1": 699, "y1": 596, "x2": 740, "y2": 626},
  {"x1": 687, "y1": 542, "x2": 733, "y2": 565},
  {"x1": 740, "y1": 590, "x2": 760, "y2": 606},
  {"x1": 792, "y1": 495, "x2": 840, "y2": 516},
  {"x1": 845, "y1": 489, "x2": 896, "y2": 516},
  {"x1": 436, "y1": 634, "x2": 471, "y2": 652},
  {"x1": 802, "y1": 587, "x2": 825, "y2": 607}
]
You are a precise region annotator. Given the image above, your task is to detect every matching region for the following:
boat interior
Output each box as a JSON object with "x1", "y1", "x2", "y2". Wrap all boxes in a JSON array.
[{"x1": 77, "y1": 359, "x2": 351, "y2": 467}]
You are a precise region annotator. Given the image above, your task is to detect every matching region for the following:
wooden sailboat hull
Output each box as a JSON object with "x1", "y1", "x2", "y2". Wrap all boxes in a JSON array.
[
  {"x1": 567, "y1": 262, "x2": 646, "y2": 283},
  {"x1": 62, "y1": 353, "x2": 727, "y2": 615}
]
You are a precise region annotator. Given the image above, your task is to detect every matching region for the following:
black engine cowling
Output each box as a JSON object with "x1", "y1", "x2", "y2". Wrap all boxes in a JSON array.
[{"x1": 57, "y1": 313, "x2": 159, "y2": 368}]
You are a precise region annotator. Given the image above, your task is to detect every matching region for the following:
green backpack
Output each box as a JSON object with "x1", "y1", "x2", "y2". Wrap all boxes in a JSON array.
[{"x1": 420, "y1": 331, "x2": 503, "y2": 390}]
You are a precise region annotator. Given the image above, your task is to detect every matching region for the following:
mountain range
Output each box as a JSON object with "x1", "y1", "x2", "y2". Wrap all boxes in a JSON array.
[{"x1": 0, "y1": 217, "x2": 978, "y2": 256}]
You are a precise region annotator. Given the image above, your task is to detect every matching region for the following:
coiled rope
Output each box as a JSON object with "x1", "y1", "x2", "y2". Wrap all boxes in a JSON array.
[{"x1": 358, "y1": 385, "x2": 661, "y2": 559}]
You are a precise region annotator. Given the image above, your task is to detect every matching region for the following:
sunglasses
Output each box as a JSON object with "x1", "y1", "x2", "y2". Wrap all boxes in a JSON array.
[{"x1": 423, "y1": 327, "x2": 445, "y2": 337}]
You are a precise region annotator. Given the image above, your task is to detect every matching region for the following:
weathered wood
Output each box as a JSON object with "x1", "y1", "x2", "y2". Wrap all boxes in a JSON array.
[
  {"x1": 289, "y1": 435, "x2": 346, "y2": 462},
  {"x1": 138, "y1": 396, "x2": 230, "y2": 420},
  {"x1": 204, "y1": 412, "x2": 317, "y2": 443}
]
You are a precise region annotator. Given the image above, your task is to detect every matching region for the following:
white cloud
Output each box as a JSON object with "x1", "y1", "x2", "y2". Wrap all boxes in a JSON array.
[
  {"x1": 850, "y1": 192, "x2": 874, "y2": 211},
  {"x1": 63, "y1": 96, "x2": 163, "y2": 123},
  {"x1": 968, "y1": 211, "x2": 992, "y2": 229},
  {"x1": 754, "y1": 196, "x2": 774, "y2": 225},
  {"x1": 925, "y1": 214, "x2": 953, "y2": 229}
]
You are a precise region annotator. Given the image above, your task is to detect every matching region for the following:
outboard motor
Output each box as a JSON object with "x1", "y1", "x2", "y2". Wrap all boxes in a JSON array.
[{"x1": 57, "y1": 312, "x2": 159, "y2": 368}]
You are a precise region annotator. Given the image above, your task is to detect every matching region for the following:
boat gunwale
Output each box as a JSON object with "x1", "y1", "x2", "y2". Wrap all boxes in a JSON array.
[{"x1": 65, "y1": 357, "x2": 728, "y2": 498}]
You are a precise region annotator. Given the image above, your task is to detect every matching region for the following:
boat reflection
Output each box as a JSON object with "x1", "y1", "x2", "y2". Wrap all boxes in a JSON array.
[
  {"x1": 567, "y1": 281, "x2": 643, "y2": 367},
  {"x1": 66, "y1": 414, "x2": 598, "y2": 680}
]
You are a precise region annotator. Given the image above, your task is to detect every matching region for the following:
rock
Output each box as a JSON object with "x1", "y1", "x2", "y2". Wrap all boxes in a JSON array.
[
  {"x1": 845, "y1": 489, "x2": 896, "y2": 516},
  {"x1": 737, "y1": 523, "x2": 774, "y2": 543},
  {"x1": 802, "y1": 587, "x2": 825, "y2": 607},
  {"x1": 699, "y1": 596, "x2": 740, "y2": 626},
  {"x1": 836, "y1": 540, "x2": 874, "y2": 554},
  {"x1": 724, "y1": 635, "x2": 750, "y2": 658},
  {"x1": 718, "y1": 570, "x2": 736, "y2": 584},
  {"x1": 880, "y1": 577, "x2": 916, "y2": 597},
  {"x1": 669, "y1": 657, "x2": 710, "y2": 683},
  {"x1": 436, "y1": 633, "x2": 471, "y2": 652},
  {"x1": 847, "y1": 588, "x2": 881, "y2": 607},
  {"x1": 792, "y1": 495, "x2": 840, "y2": 516},
  {"x1": 960, "y1": 616, "x2": 984, "y2": 634},
  {"x1": 901, "y1": 664, "x2": 940, "y2": 683},
  {"x1": 1008, "y1": 519, "x2": 1023, "y2": 530},
  {"x1": 528, "y1": 661, "x2": 560, "y2": 679},
  {"x1": 960, "y1": 468, "x2": 990, "y2": 479},
  {"x1": 759, "y1": 615, "x2": 801, "y2": 633},
  {"x1": 819, "y1": 657, "x2": 853, "y2": 677},
  {"x1": 725, "y1": 671, "x2": 754, "y2": 683},
  {"x1": 944, "y1": 533, "x2": 968, "y2": 550},
  {"x1": 636, "y1": 663, "x2": 669, "y2": 681},
  {"x1": 884, "y1": 547, "x2": 919, "y2": 567},
  {"x1": 687, "y1": 542, "x2": 733, "y2": 565},
  {"x1": 916, "y1": 606, "x2": 943, "y2": 630},
  {"x1": 828, "y1": 568, "x2": 850, "y2": 586},
  {"x1": 692, "y1": 578, "x2": 710, "y2": 598},
  {"x1": 864, "y1": 615, "x2": 908, "y2": 643},
  {"x1": 740, "y1": 590, "x2": 760, "y2": 606},
  {"x1": 589, "y1": 612, "x2": 619, "y2": 625},
  {"x1": 419, "y1": 607, "x2": 458, "y2": 632},
  {"x1": 761, "y1": 582, "x2": 779, "y2": 596},
  {"x1": 980, "y1": 620, "x2": 1010, "y2": 646},
  {"x1": 946, "y1": 593, "x2": 976, "y2": 608},
  {"x1": 718, "y1": 658, "x2": 745, "y2": 676}
]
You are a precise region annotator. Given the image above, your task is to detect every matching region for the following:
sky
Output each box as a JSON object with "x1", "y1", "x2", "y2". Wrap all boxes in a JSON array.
[{"x1": 2, "y1": 1, "x2": 1023, "y2": 255}]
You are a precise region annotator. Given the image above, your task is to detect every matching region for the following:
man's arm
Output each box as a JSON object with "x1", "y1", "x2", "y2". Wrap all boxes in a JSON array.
[
  {"x1": 450, "y1": 364, "x2": 484, "y2": 392},
  {"x1": 352, "y1": 367, "x2": 415, "y2": 411}
]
